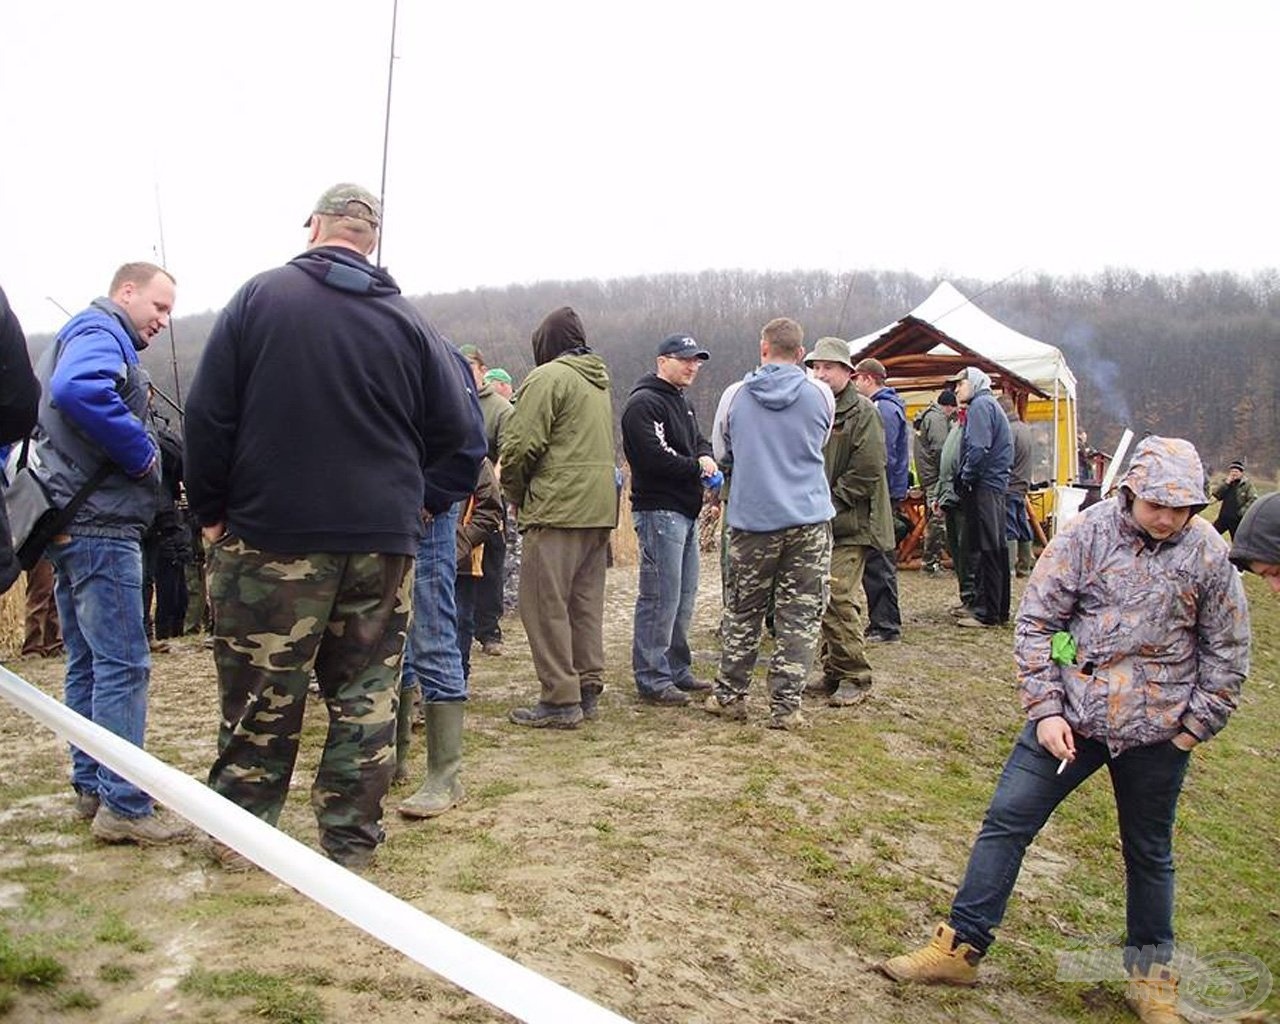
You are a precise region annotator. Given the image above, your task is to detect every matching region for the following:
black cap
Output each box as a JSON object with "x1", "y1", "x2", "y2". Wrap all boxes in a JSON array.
[{"x1": 657, "y1": 333, "x2": 709, "y2": 360}]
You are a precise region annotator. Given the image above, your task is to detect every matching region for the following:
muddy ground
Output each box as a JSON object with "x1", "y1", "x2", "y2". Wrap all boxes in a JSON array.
[{"x1": 1, "y1": 564, "x2": 1276, "y2": 1024}]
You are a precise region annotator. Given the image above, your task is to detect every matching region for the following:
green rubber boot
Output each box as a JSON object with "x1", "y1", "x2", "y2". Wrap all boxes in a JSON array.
[
  {"x1": 398, "y1": 702, "x2": 465, "y2": 818},
  {"x1": 393, "y1": 686, "x2": 416, "y2": 785}
]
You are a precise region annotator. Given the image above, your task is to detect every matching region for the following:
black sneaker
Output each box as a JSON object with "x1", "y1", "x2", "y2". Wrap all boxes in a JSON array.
[
  {"x1": 508, "y1": 702, "x2": 584, "y2": 729},
  {"x1": 639, "y1": 687, "x2": 689, "y2": 707}
]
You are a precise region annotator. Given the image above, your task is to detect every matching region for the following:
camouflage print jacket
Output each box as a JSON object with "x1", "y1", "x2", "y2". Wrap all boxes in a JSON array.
[{"x1": 1015, "y1": 437, "x2": 1250, "y2": 755}]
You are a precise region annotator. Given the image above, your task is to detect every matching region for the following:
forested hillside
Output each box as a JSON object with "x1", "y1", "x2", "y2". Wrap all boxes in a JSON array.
[{"x1": 41, "y1": 268, "x2": 1277, "y2": 477}]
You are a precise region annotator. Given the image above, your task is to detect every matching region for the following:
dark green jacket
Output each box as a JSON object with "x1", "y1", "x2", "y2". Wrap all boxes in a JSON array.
[
  {"x1": 824, "y1": 385, "x2": 894, "y2": 550},
  {"x1": 476, "y1": 384, "x2": 513, "y2": 463},
  {"x1": 500, "y1": 352, "x2": 617, "y2": 529}
]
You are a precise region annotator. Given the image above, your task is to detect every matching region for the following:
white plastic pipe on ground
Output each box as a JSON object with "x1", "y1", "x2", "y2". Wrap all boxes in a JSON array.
[{"x1": 0, "y1": 664, "x2": 633, "y2": 1024}]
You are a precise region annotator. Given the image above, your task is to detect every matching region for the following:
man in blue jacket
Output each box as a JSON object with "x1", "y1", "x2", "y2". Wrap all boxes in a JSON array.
[
  {"x1": 707, "y1": 317, "x2": 834, "y2": 729},
  {"x1": 185, "y1": 184, "x2": 484, "y2": 869},
  {"x1": 853, "y1": 358, "x2": 907, "y2": 642},
  {"x1": 31, "y1": 262, "x2": 184, "y2": 845},
  {"x1": 950, "y1": 367, "x2": 1013, "y2": 628}
]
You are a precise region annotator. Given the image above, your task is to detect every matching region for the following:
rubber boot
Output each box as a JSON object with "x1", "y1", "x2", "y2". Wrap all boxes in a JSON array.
[
  {"x1": 1007, "y1": 540, "x2": 1019, "y2": 575},
  {"x1": 393, "y1": 686, "x2": 415, "y2": 785},
  {"x1": 398, "y1": 702, "x2": 465, "y2": 818},
  {"x1": 1016, "y1": 540, "x2": 1034, "y2": 578}
]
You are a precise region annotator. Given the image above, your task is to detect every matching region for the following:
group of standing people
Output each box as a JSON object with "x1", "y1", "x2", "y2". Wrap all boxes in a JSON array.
[{"x1": 3, "y1": 182, "x2": 1278, "y2": 1023}]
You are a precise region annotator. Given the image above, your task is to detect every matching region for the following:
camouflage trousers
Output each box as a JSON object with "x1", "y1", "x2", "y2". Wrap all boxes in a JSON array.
[
  {"x1": 922, "y1": 505, "x2": 948, "y2": 568},
  {"x1": 715, "y1": 521, "x2": 831, "y2": 715},
  {"x1": 819, "y1": 543, "x2": 872, "y2": 690},
  {"x1": 206, "y1": 536, "x2": 413, "y2": 861},
  {"x1": 502, "y1": 514, "x2": 521, "y2": 612}
]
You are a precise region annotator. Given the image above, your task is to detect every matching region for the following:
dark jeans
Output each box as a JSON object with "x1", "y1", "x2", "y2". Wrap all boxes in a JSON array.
[
  {"x1": 474, "y1": 524, "x2": 506, "y2": 643},
  {"x1": 965, "y1": 485, "x2": 1009, "y2": 625},
  {"x1": 455, "y1": 574, "x2": 478, "y2": 681},
  {"x1": 950, "y1": 723, "x2": 1191, "y2": 970},
  {"x1": 862, "y1": 546, "x2": 902, "y2": 638}
]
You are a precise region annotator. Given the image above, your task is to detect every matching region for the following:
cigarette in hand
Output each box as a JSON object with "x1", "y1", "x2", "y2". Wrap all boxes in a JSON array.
[{"x1": 1057, "y1": 757, "x2": 1069, "y2": 775}]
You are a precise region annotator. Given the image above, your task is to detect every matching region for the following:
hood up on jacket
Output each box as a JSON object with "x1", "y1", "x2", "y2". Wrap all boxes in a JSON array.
[
  {"x1": 532, "y1": 306, "x2": 588, "y2": 365},
  {"x1": 1230, "y1": 491, "x2": 1280, "y2": 569},
  {"x1": 963, "y1": 367, "x2": 992, "y2": 394},
  {"x1": 1120, "y1": 436, "x2": 1207, "y2": 512},
  {"x1": 289, "y1": 246, "x2": 401, "y2": 297},
  {"x1": 742, "y1": 362, "x2": 811, "y2": 410}
]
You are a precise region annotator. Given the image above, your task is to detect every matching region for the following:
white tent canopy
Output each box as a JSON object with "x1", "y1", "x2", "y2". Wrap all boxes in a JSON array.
[{"x1": 848, "y1": 281, "x2": 1077, "y2": 399}]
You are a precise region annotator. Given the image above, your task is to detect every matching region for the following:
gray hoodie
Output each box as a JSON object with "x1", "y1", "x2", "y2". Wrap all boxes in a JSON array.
[{"x1": 712, "y1": 363, "x2": 834, "y2": 532}]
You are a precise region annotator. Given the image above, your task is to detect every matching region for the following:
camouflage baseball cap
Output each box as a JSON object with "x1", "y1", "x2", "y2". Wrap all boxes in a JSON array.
[{"x1": 304, "y1": 183, "x2": 381, "y2": 227}]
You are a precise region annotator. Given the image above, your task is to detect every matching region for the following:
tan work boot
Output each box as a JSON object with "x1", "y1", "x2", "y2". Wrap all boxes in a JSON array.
[
  {"x1": 399, "y1": 702, "x2": 465, "y2": 819},
  {"x1": 767, "y1": 709, "x2": 806, "y2": 731},
  {"x1": 1125, "y1": 964, "x2": 1185, "y2": 1023},
  {"x1": 878, "y1": 923, "x2": 982, "y2": 985},
  {"x1": 91, "y1": 806, "x2": 189, "y2": 846},
  {"x1": 703, "y1": 694, "x2": 748, "y2": 722}
]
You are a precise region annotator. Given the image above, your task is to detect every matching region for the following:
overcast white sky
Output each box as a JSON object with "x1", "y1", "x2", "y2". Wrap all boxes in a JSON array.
[{"x1": 2, "y1": 1, "x2": 1277, "y2": 336}]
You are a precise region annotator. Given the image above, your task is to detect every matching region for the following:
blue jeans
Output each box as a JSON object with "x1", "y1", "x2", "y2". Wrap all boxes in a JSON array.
[
  {"x1": 400, "y1": 504, "x2": 466, "y2": 702},
  {"x1": 48, "y1": 535, "x2": 154, "y2": 818},
  {"x1": 950, "y1": 723, "x2": 1191, "y2": 969},
  {"x1": 632, "y1": 509, "x2": 699, "y2": 696}
]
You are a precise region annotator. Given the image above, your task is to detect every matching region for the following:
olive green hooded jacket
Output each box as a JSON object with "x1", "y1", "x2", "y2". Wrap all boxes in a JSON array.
[{"x1": 499, "y1": 307, "x2": 618, "y2": 529}]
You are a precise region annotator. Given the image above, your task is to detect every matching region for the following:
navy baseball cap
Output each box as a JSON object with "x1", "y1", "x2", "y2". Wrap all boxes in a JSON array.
[{"x1": 657, "y1": 333, "x2": 709, "y2": 360}]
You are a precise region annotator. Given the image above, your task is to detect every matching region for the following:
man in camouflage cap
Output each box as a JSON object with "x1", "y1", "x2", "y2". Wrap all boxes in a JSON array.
[{"x1": 185, "y1": 183, "x2": 484, "y2": 870}]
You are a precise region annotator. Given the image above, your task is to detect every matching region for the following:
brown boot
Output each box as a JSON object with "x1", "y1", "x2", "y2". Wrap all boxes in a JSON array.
[
  {"x1": 1125, "y1": 964, "x2": 1185, "y2": 1023},
  {"x1": 878, "y1": 923, "x2": 982, "y2": 985}
]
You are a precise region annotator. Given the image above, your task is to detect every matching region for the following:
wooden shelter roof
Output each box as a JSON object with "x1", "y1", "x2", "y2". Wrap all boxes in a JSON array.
[{"x1": 850, "y1": 316, "x2": 1050, "y2": 400}]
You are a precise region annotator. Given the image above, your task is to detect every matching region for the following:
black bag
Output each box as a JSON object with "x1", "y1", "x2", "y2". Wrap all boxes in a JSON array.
[{"x1": 2, "y1": 438, "x2": 112, "y2": 573}]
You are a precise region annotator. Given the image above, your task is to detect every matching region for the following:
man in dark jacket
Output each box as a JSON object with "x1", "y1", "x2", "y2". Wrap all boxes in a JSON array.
[
  {"x1": 459, "y1": 345, "x2": 513, "y2": 657},
  {"x1": 501, "y1": 307, "x2": 617, "y2": 729},
  {"x1": 185, "y1": 184, "x2": 483, "y2": 869},
  {"x1": 31, "y1": 263, "x2": 181, "y2": 845},
  {"x1": 805, "y1": 338, "x2": 893, "y2": 707},
  {"x1": 950, "y1": 367, "x2": 1013, "y2": 628},
  {"x1": 0, "y1": 285, "x2": 40, "y2": 594},
  {"x1": 621, "y1": 332, "x2": 717, "y2": 707},
  {"x1": 914, "y1": 390, "x2": 956, "y2": 574},
  {"x1": 853, "y1": 358, "x2": 907, "y2": 642},
  {"x1": 1212, "y1": 459, "x2": 1257, "y2": 538}
]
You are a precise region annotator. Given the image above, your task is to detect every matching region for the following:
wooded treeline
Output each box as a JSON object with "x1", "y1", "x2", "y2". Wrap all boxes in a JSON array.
[{"x1": 43, "y1": 267, "x2": 1279, "y2": 478}]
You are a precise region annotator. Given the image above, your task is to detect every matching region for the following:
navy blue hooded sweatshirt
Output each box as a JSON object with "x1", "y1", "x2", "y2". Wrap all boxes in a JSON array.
[{"x1": 184, "y1": 246, "x2": 485, "y2": 555}]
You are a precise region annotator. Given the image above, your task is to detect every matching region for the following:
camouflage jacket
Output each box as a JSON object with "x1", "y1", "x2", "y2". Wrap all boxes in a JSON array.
[{"x1": 1015, "y1": 437, "x2": 1250, "y2": 755}]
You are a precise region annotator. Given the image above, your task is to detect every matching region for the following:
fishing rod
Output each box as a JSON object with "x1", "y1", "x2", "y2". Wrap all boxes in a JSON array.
[
  {"x1": 376, "y1": 0, "x2": 400, "y2": 268},
  {"x1": 153, "y1": 180, "x2": 183, "y2": 412}
]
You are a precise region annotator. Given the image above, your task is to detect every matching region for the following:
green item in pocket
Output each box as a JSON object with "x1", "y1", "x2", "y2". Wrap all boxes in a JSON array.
[{"x1": 1050, "y1": 631, "x2": 1078, "y2": 667}]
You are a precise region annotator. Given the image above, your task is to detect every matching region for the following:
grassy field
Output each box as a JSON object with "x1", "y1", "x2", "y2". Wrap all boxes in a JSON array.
[{"x1": 0, "y1": 560, "x2": 1276, "y2": 1023}]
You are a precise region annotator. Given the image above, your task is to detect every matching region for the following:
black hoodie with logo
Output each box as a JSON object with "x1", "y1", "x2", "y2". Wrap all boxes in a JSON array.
[
  {"x1": 622, "y1": 371, "x2": 713, "y2": 521},
  {"x1": 184, "y1": 246, "x2": 485, "y2": 555}
]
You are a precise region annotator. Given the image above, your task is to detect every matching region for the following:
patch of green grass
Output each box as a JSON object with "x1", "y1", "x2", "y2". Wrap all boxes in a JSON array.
[
  {"x1": 472, "y1": 779, "x2": 521, "y2": 801},
  {"x1": 56, "y1": 987, "x2": 99, "y2": 1011},
  {"x1": 94, "y1": 911, "x2": 150, "y2": 953},
  {"x1": 0, "y1": 927, "x2": 66, "y2": 988},
  {"x1": 180, "y1": 967, "x2": 325, "y2": 1024},
  {"x1": 97, "y1": 962, "x2": 134, "y2": 983}
]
